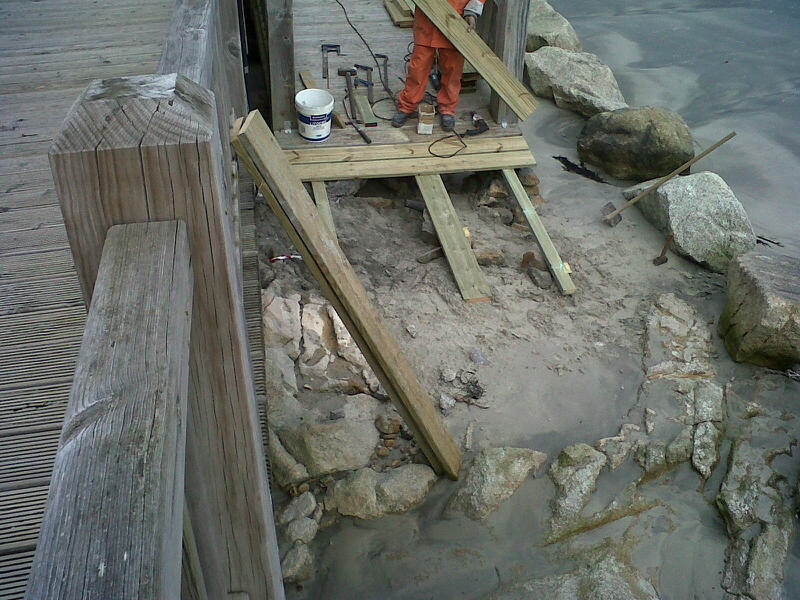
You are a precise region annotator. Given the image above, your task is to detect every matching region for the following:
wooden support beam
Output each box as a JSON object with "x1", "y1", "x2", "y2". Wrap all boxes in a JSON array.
[
  {"x1": 502, "y1": 168, "x2": 575, "y2": 295},
  {"x1": 413, "y1": 0, "x2": 537, "y2": 120},
  {"x1": 232, "y1": 111, "x2": 462, "y2": 479},
  {"x1": 310, "y1": 180, "x2": 337, "y2": 239},
  {"x1": 267, "y1": 0, "x2": 295, "y2": 129},
  {"x1": 181, "y1": 501, "x2": 210, "y2": 600},
  {"x1": 385, "y1": 0, "x2": 414, "y2": 27},
  {"x1": 415, "y1": 174, "x2": 490, "y2": 302},
  {"x1": 25, "y1": 221, "x2": 193, "y2": 600},
  {"x1": 489, "y1": 0, "x2": 530, "y2": 126},
  {"x1": 299, "y1": 70, "x2": 346, "y2": 129},
  {"x1": 49, "y1": 74, "x2": 285, "y2": 600}
]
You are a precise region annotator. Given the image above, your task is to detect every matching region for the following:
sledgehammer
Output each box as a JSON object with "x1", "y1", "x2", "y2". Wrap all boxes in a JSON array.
[{"x1": 601, "y1": 131, "x2": 736, "y2": 226}]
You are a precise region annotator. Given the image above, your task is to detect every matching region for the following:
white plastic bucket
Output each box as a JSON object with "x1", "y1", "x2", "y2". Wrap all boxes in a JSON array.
[{"x1": 295, "y1": 89, "x2": 335, "y2": 142}]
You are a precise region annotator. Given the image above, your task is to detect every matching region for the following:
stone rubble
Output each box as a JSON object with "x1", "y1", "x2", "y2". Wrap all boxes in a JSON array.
[{"x1": 548, "y1": 443, "x2": 607, "y2": 534}]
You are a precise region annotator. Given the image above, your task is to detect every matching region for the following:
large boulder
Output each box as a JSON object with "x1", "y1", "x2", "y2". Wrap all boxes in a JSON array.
[
  {"x1": 718, "y1": 252, "x2": 800, "y2": 369},
  {"x1": 577, "y1": 106, "x2": 694, "y2": 180},
  {"x1": 623, "y1": 172, "x2": 755, "y2": 272},
  {"x1": 524, "y1": 47, "x2": 627, "y2": 117},
  {"x1": 526, "y1": 0, "x2": 581, "y2": 52},
  {"x1": 446, "y1": 447, "x2": 547, "y2": 520}
]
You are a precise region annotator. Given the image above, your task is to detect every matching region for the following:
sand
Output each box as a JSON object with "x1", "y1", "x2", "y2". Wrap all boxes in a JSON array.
[{"x1": 256, "y1": 2, "x2": 800, "y2": 597}]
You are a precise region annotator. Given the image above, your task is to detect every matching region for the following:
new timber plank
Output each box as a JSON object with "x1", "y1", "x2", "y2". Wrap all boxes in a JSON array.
[
  {"x1": 353, "y1": 94, "x2": 378, "y2": 127},
  {"x1": 384, "y1": 0, "x2": 414, "y2": 27},
  {"x1": 502, "y1": 168, "x2": 575, "y2": 295},
  {"x1": 292, "y1": 149, "x2": 536, "y2": 181},
  {"x1": 412, "y1": 0, "x2": 537, "y2": 120},
  {"x1": 415, "y1": 174, "x2": 490, "y2": 302},
  {"x1": 232, "y1": 111, "x2": 462, "y2": 479},
  {"x1": 310, "y1": 181, "x2": 337, "y2": 239}
]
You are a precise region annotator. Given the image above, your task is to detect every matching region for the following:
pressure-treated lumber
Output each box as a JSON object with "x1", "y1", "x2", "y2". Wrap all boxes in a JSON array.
[
  {"x1": 416, "y1": 174, "x2": 490, "y2": 302},
  {"x1": 290, "y1": 149, "x2": 536, "y2": 181},
  {"x1": 299, "y1": 70, "x2": 346, "y2": 129},
  {"x1": 353, "y1": 93, "x2": 378, "y2": 127},
  {"x1": 49, "y1": 74, "x2": 285, "y2": 600},
  {"x1": 310, "y1": 180, "x2": 337, "y2": 239},
  {"x1": 232, "y1": 110, "x2": 462, "y2": 479},
  {"x1": 489, "y1": 0, "x2": 530, "y2": 125},
  {"x1": 413, "y1": 0, "x2": 537, "y2": 120},
  {"x1": 385, "y1": 0, "x2": 414, "y2": 27},
  {"x1": 25, "y1": 221, "x2": 193, "y2": 600},
  {"x1": 502, "y1": 168, "x2": 575, "y2": 295}
]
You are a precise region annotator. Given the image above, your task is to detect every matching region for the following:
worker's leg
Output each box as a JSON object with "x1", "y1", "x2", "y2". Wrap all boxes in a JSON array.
[
  {"x1": 397, "y1": 45, "x2": 436, "y2": 114},
  {"x1": 436, "y1": 47, "x2": 466, "y2": 116}
]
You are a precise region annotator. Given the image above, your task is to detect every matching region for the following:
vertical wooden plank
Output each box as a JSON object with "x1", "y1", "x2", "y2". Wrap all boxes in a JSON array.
[
  {"x1": 489, "y1": 0, "x2": 530, "y2": 125},
  {"x1": 415, "y1": 174, "x2": 491, "y2": 302},
  {"x1": 181, "y1": 502, "x2": 210, "y2": 600},
  {"x1": 502, "y1": 168, "x2": 575, "y2": 295},
  {"x1": 310, "y1": 180, "x2": 337, "y2": 239},
  {"x1": 25, "y1": 221, "x2": 193, "y2": 600},
  {"x1": 49, "y1": 74, "x2": 285, "y2": 600},
  {"x1": 266, "y1": 0, "x2": 295, "y2": 129}
]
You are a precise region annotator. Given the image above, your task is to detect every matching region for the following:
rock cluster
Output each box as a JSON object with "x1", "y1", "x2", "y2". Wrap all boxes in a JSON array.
[
  {"x1": 624, "y1": 172, "x2": 755, "y2": 273},
  {"x1": 548, "y1": 443, "x2": 607, "y2": 534},
  {"x1": 718, "y1": 251, "x2": 800, "y2": 369},
  {"x1": 577, "y1": 106, "x2": 694, "y2": 180},
  {"x1": 526, "y1": 0, "x2": 581, "y2": 53}
]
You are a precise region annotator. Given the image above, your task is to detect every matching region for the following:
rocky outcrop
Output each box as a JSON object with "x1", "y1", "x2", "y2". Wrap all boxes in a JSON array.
[
  {"x1": 261, "y1": 289, "x2": 301, "y2": 360},
  {"x1": 268, "y1": 428, "x2": 310, "y2": 488},
  {"x1": 577, "y1": 106, "x2": 694, "y2": 180},
  {"x1": 719, "y1": 252, "x2": 800, "y2": 369},
  {"x1": 325, "y1": 464, "x2": 437, "y2": 519},
  {"x1": 446, "y1": 447, "x2": 547, "y2": 520},
  {"x1": 281, "y1": 541, "x2": 313, "y2": 582},
  {"x1": 524, "y1": 47, "x2": 627, "y2": 117},
  {"x1": 526, "y1": 0, "x2": 581, "y2": 52},
  {"x1": 549, "y1": 443, "x2": 606, "y2": 533},
  {"x1": 692, "y1": 421, "x2": 721, "y2": 479},
  {"x1": 623, "y1": 172, "x2": 755, "y2": 273}
]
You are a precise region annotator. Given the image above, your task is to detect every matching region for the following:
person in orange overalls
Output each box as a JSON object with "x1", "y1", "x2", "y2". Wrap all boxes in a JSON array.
[{"x1": 392, "y1": 0, "x2": 486, "y2": 131}]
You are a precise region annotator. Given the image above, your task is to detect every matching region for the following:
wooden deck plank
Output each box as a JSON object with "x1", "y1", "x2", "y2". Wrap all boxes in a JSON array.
[{"x1": 415, "y1": 174, "x2": 490, "y2": 302}]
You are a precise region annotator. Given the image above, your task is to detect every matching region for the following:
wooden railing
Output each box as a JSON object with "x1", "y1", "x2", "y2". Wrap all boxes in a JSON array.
[{"x1": 28, "y1": 0, "x2": 285, "y2": 598}]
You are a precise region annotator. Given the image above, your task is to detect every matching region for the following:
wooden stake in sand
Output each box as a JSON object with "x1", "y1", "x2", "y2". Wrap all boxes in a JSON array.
[{"x1": 231, "y1": 110, "x2": 462, "y2": 480}]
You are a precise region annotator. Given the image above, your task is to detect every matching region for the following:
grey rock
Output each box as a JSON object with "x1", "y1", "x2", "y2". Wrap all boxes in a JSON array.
[
  {"x1": 285, "y1": 516, "x2": 318, "y2": 544},
  {"x1": 421, "y1": 209, "x2": 437, "y2": 245},
  {"x1": 325, "y1": 179, "x2": 363, "y2": 198},
  {"x1": 719, "y1": 251, "x2": 800, "y2": 369},
  {"x1": 327, "y1": 465, "x2": 437, "y2": 519},
  {"x1": 692, "y1": 421, "x2": 721, "y2": 479},
  {"x1": 666, "y1": 425, "x2": 694, "y2": 465},
  {"x1": 278, "y1": 491, "x2": 316, "y2": 526},
  {"x1": 526, "y1": 0, "x2": 581, "y2": 52},
  {"x1": 527, "y1": 265, "x2": 553, "y2": 289},
  {"x1": 261, "y1": 290, "x2": 302, "y2": 360},
  {"x1": 281, "y1": 541, "x2": 313, "y2": 583},
  {"x1": 279, "y1": 419, "x2": 379, "y2": 476},
  {"x1": 549, "y1": 443, "x2": 607, "y2": 531},
  {"x1": 624, "y1": 172, "x2": 755, "y2": 272},
  {"x1": 268, "y1": 428, "x2": 309, "y2": 488},
  {"x1": 693, "y1": 381, "x2": 724, "y2": 423},
  {"x1": 634, "y1": 440, "x2": 667, "y2": 476},
  {"x1": 595, "y1": 423, "x2": 641, "y2": 470},
  {"x1": 264, "y1": 347, "x2": 297, "y2": 395},
  {"x1": 375, "y1": 414, "x2": 402, "y2": 435},
  {"x1": 447, "y1": 447, "x2": 547, "y2": 520},
  {"x1": 746, "y1": 515, "x2": 794, "y2": 600},
  {"x1": 298, "y1": 299, "x2": 335, "y2": 378},
  {"x1": 439, "y1": 392, "x2": 456, "y2": 413},
  {"x1": 524, "y1": 47, "x2": 627, "y2": 117},
  {"x1": 517, "y1": 166, "x2": 540, "y2": 188},
  {"x1": 577, "y1": 106, "x2": 694, "y2": 180}
]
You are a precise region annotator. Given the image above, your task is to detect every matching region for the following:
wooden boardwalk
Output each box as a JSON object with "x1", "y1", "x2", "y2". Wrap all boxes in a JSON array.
[{"x1": 0, "y1": 1, "x2": 267, "y2": 596}]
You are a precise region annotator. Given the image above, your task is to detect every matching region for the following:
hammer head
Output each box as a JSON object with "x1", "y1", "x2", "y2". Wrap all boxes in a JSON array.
[{"x1": 652, "y1": 256, "x2": 668, "y2": 266}]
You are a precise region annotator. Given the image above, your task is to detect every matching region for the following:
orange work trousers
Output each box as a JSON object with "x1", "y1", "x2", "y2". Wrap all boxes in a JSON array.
[{"x1": 397, "y1": 45, "x2": 465, "y2": 116}]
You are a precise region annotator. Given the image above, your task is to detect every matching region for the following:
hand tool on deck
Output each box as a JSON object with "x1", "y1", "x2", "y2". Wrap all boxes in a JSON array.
[
  {"x1": 338, "y1": 67, "x2": 372, "y2": 144},
  {"x1": 354, "y1": 64, "x2": 375, "y2": 103},
  {"x1": 652, "y1": 233, "x2": 674, "y2": 266},
  {"x1": 601, "y1": 131, "x2": 736, "y2": 227},
  {"x1": 353, "y1": 64, "x2": 378, "y2": 127},
  {"x1": 321, "y1": 44, "x2": 342, "y2": 88},
  {"x1": 375, "y1": 54, "x2": 390, "y2": 92}
]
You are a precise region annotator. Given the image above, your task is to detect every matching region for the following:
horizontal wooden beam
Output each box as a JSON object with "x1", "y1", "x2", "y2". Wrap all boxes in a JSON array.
[{"x1": 25, "y1": 221, "x2": 193, "y2": 600}]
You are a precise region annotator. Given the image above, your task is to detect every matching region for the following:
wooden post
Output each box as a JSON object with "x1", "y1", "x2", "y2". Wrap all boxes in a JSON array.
[
  {"x1": 25, "y1": 221, "x2": 193, "y2": 599},
  {"x1": 266, "y1": 0, "x2": 295, "y2": 130},
  {"x1": 49, "y1": 74, "x2": 284, "y2": 600},
  {"x1": 489, "y1": 0, "x2": 530, "y2": 125}
]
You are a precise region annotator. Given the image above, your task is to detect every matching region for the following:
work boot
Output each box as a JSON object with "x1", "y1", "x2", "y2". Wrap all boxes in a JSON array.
[
  {"x1": 440, "y1": 114, "x2": 456, "y2": 132},
  {"x1": 391, "y1": 110, "x2": 415, "y2": 128}
]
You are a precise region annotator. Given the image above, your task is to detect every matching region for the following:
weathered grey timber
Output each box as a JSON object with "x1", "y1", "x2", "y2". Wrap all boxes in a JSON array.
[
  {"x1": 266, "y1": 0, "x2": 295, "y2": 129},
  {"x1": 489, "y1": 0, "x2": 530, "y2": 125},
  {"x1": 24, "y1": 221, "x2": 193, "y2": 600},
  {"x1": 49, "y1": 74, "x2": 284, "y2": 600}
]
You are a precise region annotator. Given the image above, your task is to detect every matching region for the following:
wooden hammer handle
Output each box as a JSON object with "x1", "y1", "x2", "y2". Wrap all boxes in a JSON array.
[{"x1": 603, "y1": 131, "x2": 737, "y2": 222}]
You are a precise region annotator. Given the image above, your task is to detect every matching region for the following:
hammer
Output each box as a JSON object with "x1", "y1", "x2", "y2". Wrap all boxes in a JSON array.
[{"x1": 321, "y1": 44, "x2": 341, "y2": 88}]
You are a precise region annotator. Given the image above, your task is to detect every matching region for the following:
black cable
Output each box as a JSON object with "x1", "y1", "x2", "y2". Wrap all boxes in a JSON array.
[{"x1": 428, "y1": 131, "x2": 467, "y2": 159}]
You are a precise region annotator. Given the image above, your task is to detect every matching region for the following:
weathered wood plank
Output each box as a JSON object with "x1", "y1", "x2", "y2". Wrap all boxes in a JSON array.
[
  {"x1": 416, "y1": 174, "x2": 490, "y2": 302},
  {"x1": 24, "y1": 221, "x2": 193, "y2": 600},
  {"x1": 48, "y1": 74, "x2": 285, "y2": 600},
  {"x1": 267, "y1": 0, "x2": 295, "y2": 128},
  {"x1": 310, "y1": 180, "x2": 337, "y2": 239},
  {"x1": 489, "y1": 0, "x2": 529, "y2": 125},
  {"x1": 233, "y1": 110, "x2": 462, "y2": 479},
  {"x1": 502, "y1": 168, "x2": 575, "y2": 295},
  {"x1": 412, "y1": 0, "x2": 536, "y2": 119}
]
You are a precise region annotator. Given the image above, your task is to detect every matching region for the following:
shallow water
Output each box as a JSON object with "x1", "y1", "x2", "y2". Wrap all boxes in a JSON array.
[{"x1": 554, "y1": 0, "x2": 800, "y2": 255}]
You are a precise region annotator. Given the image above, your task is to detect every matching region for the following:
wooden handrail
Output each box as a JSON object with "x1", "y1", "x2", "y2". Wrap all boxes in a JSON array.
[{"x1": 25, "y1": 222, "x2": 193, "y2": 600}]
